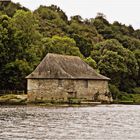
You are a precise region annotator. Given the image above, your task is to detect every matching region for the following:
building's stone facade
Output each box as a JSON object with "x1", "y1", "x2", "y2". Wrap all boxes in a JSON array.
[{"x1": 27, "y1": 79, "x2": 112, "y2": 103}]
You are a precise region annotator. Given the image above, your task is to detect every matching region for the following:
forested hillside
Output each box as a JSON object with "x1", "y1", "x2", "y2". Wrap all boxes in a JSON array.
[{"x1": 0, "y1": 2, "x2": 140, "y2": 99}]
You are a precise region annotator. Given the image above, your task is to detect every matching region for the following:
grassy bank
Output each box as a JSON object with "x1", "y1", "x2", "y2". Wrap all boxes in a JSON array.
[
  {"x1": 0, "y1": 95, "x2": 101, "y2": 106},
  {"x1": 1, "y1": 93, "x2": 140, "y2": 105},
  {"x1": 113, "y1": 93, "x2": 140, "y2": 104},
  {"x1": 0, "y1": 94, "x2": 27, "y2": 105}
]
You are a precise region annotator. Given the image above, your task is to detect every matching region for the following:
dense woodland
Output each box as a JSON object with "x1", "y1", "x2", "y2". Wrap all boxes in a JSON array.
[{"x1": 0, "y1": 2, "x2": 140, "y2": 99}]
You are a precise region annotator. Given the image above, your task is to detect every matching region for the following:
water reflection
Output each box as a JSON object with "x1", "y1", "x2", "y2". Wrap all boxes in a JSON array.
[{"x1": 0, "y1": 105, "x2": 140, "y2": 140}]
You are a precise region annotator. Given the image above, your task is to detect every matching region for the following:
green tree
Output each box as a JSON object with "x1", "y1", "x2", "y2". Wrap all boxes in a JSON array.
[
  {"x1": 3, "y1": 59, "x2": 31, "y2": 89},
  {"x1": 42, "y1": 36, "x2": 83, "y2": 58},
  {"x1": 84, "y1": 57, "x2": 97, "y2": 69},
  {"x1": 116, "y1": 35, "x2": 140, "y2": 51},
  {"x1": 71, "y1": 34, "x2": 92, "y2": 57},
  {"x1": 91, "y1": 39, "x2": 139, "y2": 91},
  {"x1": 0, "y1": 10, "x2": 43, "y2": 90},
  {"x1": 0, "y1": 1, "x2": 28, "y2": 17},
  {"x1": 34, "y1": 5, "x2": 67, "y2": 37}
]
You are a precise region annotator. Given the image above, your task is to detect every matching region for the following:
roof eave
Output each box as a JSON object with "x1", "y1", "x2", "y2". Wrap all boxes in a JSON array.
[{"x1": 26, "y1": 77, "x2": 110, "y2": 80}]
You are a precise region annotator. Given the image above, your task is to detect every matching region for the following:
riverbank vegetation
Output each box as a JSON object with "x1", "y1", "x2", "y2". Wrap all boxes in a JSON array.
[
  {"x1": 1, "y1": 93, "x2": 140, "y2": 105},
  {"x1": 0, "y1": 94, "x2": 27, "y2": 105},
  {"x1": 0, "y1": 1, "x2": 140, "y2": 103}
]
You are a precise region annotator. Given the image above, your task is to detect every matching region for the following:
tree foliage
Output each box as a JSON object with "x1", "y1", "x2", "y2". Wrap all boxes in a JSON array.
[
  {"x1": 0, "y1": 1, "x2": 139, "y2": 94},
  {"x1": 0, "y1": 9, "x2": 43, "y2": 89},
  {"x1": 91, "y1": 39, "x2": 139, "y2": 91},
  {"x1": 42, "y1": 36, "x2": 83, "y2": 58}
]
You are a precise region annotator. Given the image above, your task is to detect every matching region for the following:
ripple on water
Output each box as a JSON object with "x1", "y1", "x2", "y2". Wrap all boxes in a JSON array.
[{"x1": 0, "y1": 105, "x2": 140, "y2": 140}]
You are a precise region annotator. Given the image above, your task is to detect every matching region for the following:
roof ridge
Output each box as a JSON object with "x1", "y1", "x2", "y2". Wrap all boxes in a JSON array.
[{"x1": 47, "y1": 53, "x2": 80, "y2": 58}]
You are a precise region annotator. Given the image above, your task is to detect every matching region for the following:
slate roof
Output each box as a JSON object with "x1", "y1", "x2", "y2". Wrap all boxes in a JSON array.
[{"x1": 26, "y1": 53, "x2": 110, "y2": 80}]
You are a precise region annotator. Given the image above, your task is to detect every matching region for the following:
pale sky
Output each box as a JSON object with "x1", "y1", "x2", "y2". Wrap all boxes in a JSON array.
[{"x1": 12, "y1": 0, "x2": 140, "y2": 29}]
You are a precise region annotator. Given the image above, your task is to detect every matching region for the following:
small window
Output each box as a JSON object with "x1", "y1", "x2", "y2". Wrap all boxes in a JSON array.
[
  {"x1": 84, "y1": 80, "x2": 88, "y2": 88},
  {"x1": 58, "y1": 79, "x2": 62, "y2": 87},
  {"x1": 38, "y1": 81, "x2": 41, "y2": 87}
]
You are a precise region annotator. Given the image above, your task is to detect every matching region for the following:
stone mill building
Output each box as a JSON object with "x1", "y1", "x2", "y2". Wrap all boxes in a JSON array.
[{"x1": 26, "y1": 53, "x2": 112, "y2": 103}]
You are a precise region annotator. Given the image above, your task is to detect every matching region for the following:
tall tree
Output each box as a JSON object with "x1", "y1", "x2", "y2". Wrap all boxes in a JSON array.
[
  {"x1": 42, "y1": 36, "x2": 83, "y2": 58},
  {"x1": 0, "y1": 10, "x2": 43, "y2": 90},
  {"x1": 91, "y1": 39, "x2": 139, "y2": 91}
]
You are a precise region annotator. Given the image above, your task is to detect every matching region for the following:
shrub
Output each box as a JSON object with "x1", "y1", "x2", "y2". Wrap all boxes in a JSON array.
[
  {"x1": 109, "y1": 84, "x2": 120, "y2": 100},
  {"x1": 132, "y1": 87, "x2": 140, "y2": 94}
]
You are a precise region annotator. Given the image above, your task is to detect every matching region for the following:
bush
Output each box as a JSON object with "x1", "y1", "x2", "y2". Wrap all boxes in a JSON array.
[
  {"x1": 109, "y1": 84, "x2": 120, "y2": 100},
  {"x1": 68, "y1": 97, "x2": 81, "y2": 104},
  {"x1": 132, "y1": 87, "x2": 140, "y2": 94}
]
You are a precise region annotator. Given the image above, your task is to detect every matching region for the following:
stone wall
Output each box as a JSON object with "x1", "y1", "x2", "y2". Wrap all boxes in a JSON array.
[{"x1": 27, "y1": 79, "x2": 112, "y2": 103}]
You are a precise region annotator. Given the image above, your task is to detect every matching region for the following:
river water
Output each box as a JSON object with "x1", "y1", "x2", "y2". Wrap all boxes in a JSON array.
[{"x1": 0, "y1": 105, "x2": 140, "y2": 140}]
